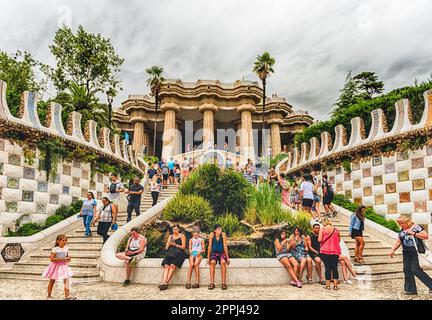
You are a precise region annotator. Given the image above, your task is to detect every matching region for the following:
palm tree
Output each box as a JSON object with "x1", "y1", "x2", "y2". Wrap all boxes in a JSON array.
[
  {"x1": 252, "y1": 52, "x2": 275, "y2": 155},
  {"x1": 145, "y1": 66, "x2": 165, "y2": 156}
]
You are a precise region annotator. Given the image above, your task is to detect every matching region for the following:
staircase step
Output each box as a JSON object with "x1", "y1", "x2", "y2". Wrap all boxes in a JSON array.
[
  {"x1": 348, "y1": 247, "x2": 396, "y2": 255},
  {"x1": 346, "y1": 242, "x2": 390, "y2": 250},
  {"x1": 0, "y1": 269, "x2": 101, "y2": 279},
  {"x1": 14, "y1": 261, "x2": 98, "y2": 270},
  {"x1": 42, "y1": 248, "x2": 101, "y2": 254}
]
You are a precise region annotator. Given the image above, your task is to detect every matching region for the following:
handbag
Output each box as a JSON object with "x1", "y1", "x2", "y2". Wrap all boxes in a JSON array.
[
  {"x1": 412, "y1": 234, "x2": 432, "y2": 270},
  {"x1": 166, "y1": 246, "x2": 179, "y2": 259}
]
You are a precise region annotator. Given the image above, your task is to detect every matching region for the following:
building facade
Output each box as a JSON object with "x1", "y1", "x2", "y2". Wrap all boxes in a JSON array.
[{"x1": 113, "y1": 79, "x2": 313, "y2": 161}]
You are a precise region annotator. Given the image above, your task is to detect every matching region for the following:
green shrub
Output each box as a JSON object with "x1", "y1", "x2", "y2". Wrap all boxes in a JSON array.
[
  {"x1": 163, "y1": 194, "x2": 213, "y2": 225},
  {"x1": 365, "y1": 208, "x2": 400, "y2": 232},
  {"x1": 270, "y1": 153, "x2": 288, "y2": 168},
  {"x1": 333, "y1": 193, "x2": 399, "y2": 232},
  {"x1": 291, "y1": 211, "x2": 312, "y2": 234},
  {"x1": 180, "y1": 164, "x2": 252, "y2": 219},
  {"x1": 214, "y1": 213, "x2": 244, "y2": 236},
  {"x1": 55, "y1": 199, "x2": 83, "y2": 219},
  {"x1": 248, "y1": 182, "x2": 292, "y2": 226},
  {"x1": 7, "y1": 223, "x2": 43, "y2": 237},
  {"x1": 45, "y1": 215, "x2": 65, "y2": 228}
]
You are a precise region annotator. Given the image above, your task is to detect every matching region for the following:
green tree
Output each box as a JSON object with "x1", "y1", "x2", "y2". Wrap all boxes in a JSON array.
[
  {"x1": 49, "y1": 25, "x2": 123, "y2": 128},
  {"x1": 331, "y1": 71, "x2": 360, "y2": 116},
  {"x1": 0, "y1": 51, "x2": 50, "y2": 116},
  {"x1": 145, "y1": 66, "x2": 165, "y2": 156},
  {"x1": 252, "y1": 52, "x2": 275, "y2": 154},
  {"x1": 353, "y1": 71, "x2": 384, "y2": 99}
]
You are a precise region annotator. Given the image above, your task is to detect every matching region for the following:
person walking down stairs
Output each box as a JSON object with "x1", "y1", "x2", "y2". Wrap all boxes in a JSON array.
[
  {"x1": 92, "y1": 197, "x2": 117, "y2": 244},
  {"x1": 350, "y1": 206, "x2": 366, "y2": 264},
  {"x1": 79, "y1": 191, "x2": 97, "y2": 237},
  {"x1": 125, "y1": 176, "x2": 144, "y2": 223},
  {"x1": 389, "y1": 215, "x2": 432, "y2": 296},
  {"x1": 150, "y1": 175, "x2": 161, "y2": 207}
]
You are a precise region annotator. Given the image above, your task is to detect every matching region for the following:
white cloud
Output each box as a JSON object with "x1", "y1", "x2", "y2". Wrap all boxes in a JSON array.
[{"x1": 0, "y1": 0, "x2": 431, "y2": 120}]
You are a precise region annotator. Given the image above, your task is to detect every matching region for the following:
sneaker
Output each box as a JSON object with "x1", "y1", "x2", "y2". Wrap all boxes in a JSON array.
[
  {"x1": 123, "y1": 280, "x2": 131, "y2": 287},
  {"x1": 296, "y1": 281, "x2": 303, "y2": 288},
  {"x1": 344, "y1": 280, "x2": 353, "y2": 285},
  {"x1": 403, "y1": 291, "x2": 417, "y2": 295},
  {"x1": 64, "y1": 296, "x2": 77, "y2": 300}
]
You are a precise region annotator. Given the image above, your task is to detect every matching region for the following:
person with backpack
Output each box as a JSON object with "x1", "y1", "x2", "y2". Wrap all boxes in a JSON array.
[
  {"x1": 92, "y1": 197, "x2": 117, "y2": 244},
  {"x1": 104, "y1": 173, "x2": 125, "y2": 214},
  {"x1": 322, "y1": 174, "x2": 336, "y2": 217},
  {"x1": 389, "y1": 215, "x2": 432, "y2": 295}
]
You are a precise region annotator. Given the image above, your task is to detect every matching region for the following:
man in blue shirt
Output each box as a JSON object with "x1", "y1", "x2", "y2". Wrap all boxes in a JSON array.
[
  {"x1": 148, "y1": 164, "x2": 157, "y2": 179},
  {"x1": 167, "y1": 157, "x2": 175, "y2": 185}
]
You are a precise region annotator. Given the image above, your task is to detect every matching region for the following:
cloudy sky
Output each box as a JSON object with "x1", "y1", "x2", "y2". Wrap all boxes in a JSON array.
[{"x1": 1, "y1": 0, "x2": 431, "y2": 120}]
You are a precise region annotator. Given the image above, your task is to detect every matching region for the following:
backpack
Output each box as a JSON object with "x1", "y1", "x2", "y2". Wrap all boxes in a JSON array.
[{"x1": 109, "y1": 182, "x2": 118, "y2": 194}]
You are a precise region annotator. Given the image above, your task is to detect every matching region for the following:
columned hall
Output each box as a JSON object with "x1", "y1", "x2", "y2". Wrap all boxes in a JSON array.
[{"x1": 113, "y1": 79, "x2": 313, "y2": 161}]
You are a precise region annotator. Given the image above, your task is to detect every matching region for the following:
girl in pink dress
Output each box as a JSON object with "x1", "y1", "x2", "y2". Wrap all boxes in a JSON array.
[{"x1": 42, "y1": 234, "x2": 75, "y2": 300}]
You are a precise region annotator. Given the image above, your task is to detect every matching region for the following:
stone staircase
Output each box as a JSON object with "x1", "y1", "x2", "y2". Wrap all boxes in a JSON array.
[
  {"x1": 330, "y1": 215, "x2": 405, "y2": 281},
  {"x1": 0, "y1": 185, "x2": 178, "y2": 282}
]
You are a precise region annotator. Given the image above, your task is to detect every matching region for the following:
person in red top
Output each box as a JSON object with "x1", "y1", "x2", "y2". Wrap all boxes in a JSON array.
[{"x1": 318, "y1": 217, "x2": 341, "y2": 290}]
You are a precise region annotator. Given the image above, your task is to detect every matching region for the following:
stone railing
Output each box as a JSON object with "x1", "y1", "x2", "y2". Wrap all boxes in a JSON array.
[
  {"x1": 277, "y1": 90, "x2": 432, "y2": 175},
  {"x1": 0, "y1": 80, "x2": 147, "y2": 174},
  {"x1": 0, "y1": 79, "x2": 148, "y2": 227},
  {"x1": 172, "y1": 149, "x2": 249, "y2": 168},
  {"x1": 276, "y1": 90, "x2": 432, "y2": 233}
]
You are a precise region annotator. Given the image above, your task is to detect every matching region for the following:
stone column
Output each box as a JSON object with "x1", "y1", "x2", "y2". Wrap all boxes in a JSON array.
[
  {"x1": 161, "y1": 103, "x2": 180, "y2": 161},
  {"x1": 237, "y1": 104, "x2": 256, "y2": 161},
  {"x1": 199, "y1": 104, "x2": 218, "y2": 150},
  {"x1": 268, "y1": 119, "x2": 283, "y2": 157},
  {"x1": 130, "y1": 112, "x2": 147, "y2": 153}
]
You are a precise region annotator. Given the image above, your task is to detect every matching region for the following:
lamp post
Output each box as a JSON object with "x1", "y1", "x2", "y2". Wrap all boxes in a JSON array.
[{"x1": 107, "y1": 90, "x2": 114, "y2": 129}]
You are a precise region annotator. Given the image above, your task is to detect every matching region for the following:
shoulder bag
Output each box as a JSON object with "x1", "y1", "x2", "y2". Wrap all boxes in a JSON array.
[{"x1": 412, "y1": 233, "x2": 432, "y2": 270}]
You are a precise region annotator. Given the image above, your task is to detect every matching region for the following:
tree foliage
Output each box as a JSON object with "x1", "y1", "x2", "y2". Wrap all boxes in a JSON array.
[
  {"x1": 295, "y1": 80, "x2": 432, "y2": 147},
  {"x1": 0, "y1": 50, "x2": 50, "y2": 116},
  {"x1": 49, "y1": 25, "x2": 123, "y2": 94}
]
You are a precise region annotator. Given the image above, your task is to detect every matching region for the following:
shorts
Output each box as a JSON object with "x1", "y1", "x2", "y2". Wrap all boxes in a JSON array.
[
  {"x1": 302, "y1": 198, "x2": 314, "y2": 208},
  {"x1": 126, "y1": 250, "x2": 146, "y2": 265},
  {"x1": 309, "y1": 252, "x2": 321, "y2": 260},
  {"x1": 277, "y1": 253, "x2": 292, "y2": 261},
  {"x1": 351, "y1": 229, "x2": 363, "y2": 239},
  {"x1": 162, "y1": 174, "x2": 169, "y2": 181},
  {"x1": 169, "y1": 170, "x2": 175, "y2": 177},
  {"x1": 313, "y1": 194, "x2": 320, "y2": 203},
  {"x1": 210, "y1": 252, "x2": 227, "y2": 264},
  {"x1": 323, "y1": 193, "x2": 334, "y2": 205}
]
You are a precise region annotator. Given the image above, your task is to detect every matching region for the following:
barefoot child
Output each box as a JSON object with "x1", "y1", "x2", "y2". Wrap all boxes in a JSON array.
[
  {"x1": 42, "y1": 234, "x2": 75, "y2": 300},
  {"x1": 186, "y1": 227, "x2": 206, "y2": 289}
]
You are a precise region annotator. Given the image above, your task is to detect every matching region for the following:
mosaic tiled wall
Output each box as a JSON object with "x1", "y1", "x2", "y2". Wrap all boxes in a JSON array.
[
  {"x1": 320, "y1": 145, "x2": 432, "y2": 233},
  {"x1": 0, "y1": 138, "x2": 110, "y2": 226}
]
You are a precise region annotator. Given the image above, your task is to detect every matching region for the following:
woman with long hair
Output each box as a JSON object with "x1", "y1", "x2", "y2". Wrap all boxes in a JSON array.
[
  {"x1": 274, "y1": 229, "x2": 302, "y2": 288},
  {"x1": 159, "y1": 224, "x2": 188, "y2": 290},
  {"x1": 288, "y1": 226, "x2": 313, "y2": 284},
  {"x1": 319, "y1": 217, "x2": 341, "y2": 290},
  {"x1": 350, "y1": 205, "x2": 366, "y2": 263},
  {"x1": 79, "y1": 191, "x2": 97, "y2": 237}
]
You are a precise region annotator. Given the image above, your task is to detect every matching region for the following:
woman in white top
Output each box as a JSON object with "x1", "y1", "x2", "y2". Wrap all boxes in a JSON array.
[
  {"x1": 115, "y1": 227, "x2": 147, "y2": 286},
  {"x1": 150, "y1": 175, "x2": 161, "y2": 206},
  {"x1": 186, "y1": 227, "x2": 206, "y2": 289}
]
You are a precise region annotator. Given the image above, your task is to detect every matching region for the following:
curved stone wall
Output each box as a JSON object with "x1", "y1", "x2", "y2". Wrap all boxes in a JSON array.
[
  {"x1": 0, "y1": 80, "x2": 148, "y2": 231},
  {"x1": 276, "y1": 90, "x2": 432, "y2": 234}
]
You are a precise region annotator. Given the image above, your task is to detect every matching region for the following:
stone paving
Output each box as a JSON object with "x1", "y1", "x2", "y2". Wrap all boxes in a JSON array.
[{"x1": 0, "y1": 278, "x2": 430, "y2": 300}]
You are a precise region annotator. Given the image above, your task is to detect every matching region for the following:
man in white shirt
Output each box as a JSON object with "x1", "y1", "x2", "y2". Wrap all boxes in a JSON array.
[
  {"x1": 299, "y1": 175, "x2": 316, "y2": 219},
  {"x1": 104, "y1": 173, "x2": 125, "y2": 213}
]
